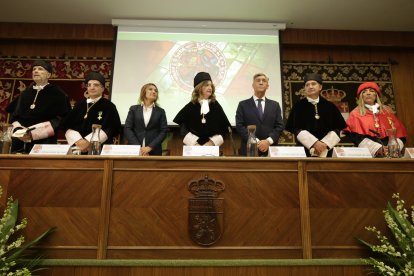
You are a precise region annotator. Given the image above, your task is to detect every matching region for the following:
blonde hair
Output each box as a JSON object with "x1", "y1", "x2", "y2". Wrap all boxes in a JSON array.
[
  {"x1": 191, "y1": 80, "x2": 216, "y2": 103},
  {"x1": 138, "y1": 83, "x2": 159, "y2": 105},
  {"x1": 357, "y1": 89, "x2": 385, "y2": 115}
]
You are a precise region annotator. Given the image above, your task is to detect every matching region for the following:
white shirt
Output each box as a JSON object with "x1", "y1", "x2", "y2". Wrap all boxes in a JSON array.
[
  {"x1": 306, "y1": 96, "x2": 319, "y2": 104},
  {"x1": 141, "y1": 103, "x2": 154, "y2": 147},
  {"x1": 253, "y1": 95, "x2": 266, "y2": 113}
]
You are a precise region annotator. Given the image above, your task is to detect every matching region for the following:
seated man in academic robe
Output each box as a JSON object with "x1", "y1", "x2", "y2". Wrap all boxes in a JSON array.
[
  {"x1": 63, "y1": 72, "x2": 121, "y2": 154},
  {"x1": 6, "y1": 60, "x2": 71, "y2": 153}
]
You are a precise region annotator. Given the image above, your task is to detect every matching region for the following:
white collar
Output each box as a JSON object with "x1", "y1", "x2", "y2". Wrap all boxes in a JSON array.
[
  {"x1": 253, "y1": 96, "x2": 266, "y2": 102},
  {"x1": 141, "y1": 102, "x2": 155, "y2": 109},
  {"x1": 199, "y1": 99, "x2": 210, "y2": 115},
  {"x1": 307, "y1": 97, "x2": 319, "y2": 104},
  {"x1": 33, "y1": 83, "x2": 49, "y2": 90},
  {"x1": 87, "y1": 96, "x2": 102, "y2": 104},
  {"x1": 365, "y1": 103, "x2": 380, "y2": 114}
]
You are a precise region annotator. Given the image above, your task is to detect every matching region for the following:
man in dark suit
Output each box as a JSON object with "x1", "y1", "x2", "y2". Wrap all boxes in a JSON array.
[{"x1": 236, "y1": 73, "x2": 284, "y2": 156}]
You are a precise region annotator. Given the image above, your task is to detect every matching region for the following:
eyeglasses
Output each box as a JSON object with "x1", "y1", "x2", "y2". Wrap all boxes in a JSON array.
[{"x1": 87, "y1": 83, "x2": 103, "y2": 88}]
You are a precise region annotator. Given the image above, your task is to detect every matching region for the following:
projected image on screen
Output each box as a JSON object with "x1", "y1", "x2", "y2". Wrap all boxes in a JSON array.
[
  {"x1": 111, "y1": 24, "x2": 283, "y2": 125},
  {"x1": 170, "y1": 41, "x2": 227, "y2": 91}
]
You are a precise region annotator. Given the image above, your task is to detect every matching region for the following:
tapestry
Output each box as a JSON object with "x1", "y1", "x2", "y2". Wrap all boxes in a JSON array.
[
  {"x1": 281, "y1": 62, "x2": 395, "y2": 145},
  {"x1": 0, "y1": 57, "x2": 112, "y2": 125}
]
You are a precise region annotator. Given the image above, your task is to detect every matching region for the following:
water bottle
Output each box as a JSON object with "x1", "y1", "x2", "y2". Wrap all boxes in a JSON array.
[
  {"x1": 89, "y1": 124, "x2": 102, "y2": 155},
  {"x1": 246, "y1": 125, "x2": 258, "y2": 157},
  {"x1": 386, "y1": 128, "x2": 400, "y2": 158},
  {"x1": 0, "y1": 123, "x2": 12, "y2": 154}
]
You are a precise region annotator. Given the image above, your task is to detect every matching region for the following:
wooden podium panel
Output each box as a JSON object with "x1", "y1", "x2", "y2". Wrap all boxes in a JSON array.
[
  {"x1": 107, "y1": 158, "x2": 302, "y2": 259},
  {"x1": 0, "y1": 157, "x2": 105, "y2": 258},
  {"x1": 0, "y1": 155, "x2": 413, "y2": 262},
  {"x1": 307, "y1": 159, "x2": 414, "y2": 258}
]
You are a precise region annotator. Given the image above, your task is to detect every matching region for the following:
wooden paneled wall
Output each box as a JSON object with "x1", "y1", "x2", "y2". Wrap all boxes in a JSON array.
[
  {"x1": 1, "y1": 24, "x2": 413, "y2": 147},
  {"x1": 0, "y1": 23, "x2": 113, "y2": 57}
]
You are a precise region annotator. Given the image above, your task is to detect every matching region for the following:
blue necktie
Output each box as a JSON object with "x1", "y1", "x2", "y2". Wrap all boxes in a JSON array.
[{"x1": 257, "y1": 99, "x2": 264, "y2": 119}]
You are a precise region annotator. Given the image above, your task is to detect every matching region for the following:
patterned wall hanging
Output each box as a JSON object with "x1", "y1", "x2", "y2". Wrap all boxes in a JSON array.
[{"x1": 280, "y1": 62, "x2": 395, "y2": 145}]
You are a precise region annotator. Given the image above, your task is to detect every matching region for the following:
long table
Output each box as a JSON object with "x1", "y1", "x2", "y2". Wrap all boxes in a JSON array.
[{"x1": 1, "y1": 155, "x2": 413, "y2": 260}]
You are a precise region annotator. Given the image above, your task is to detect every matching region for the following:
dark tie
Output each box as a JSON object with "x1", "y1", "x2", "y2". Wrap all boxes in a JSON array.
[{"x1": 257, "y1": 99, "x2": 264, "y2": 119}]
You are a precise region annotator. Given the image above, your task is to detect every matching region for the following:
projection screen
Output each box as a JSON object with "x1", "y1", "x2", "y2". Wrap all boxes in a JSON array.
[{"x1": 111, "y1": 20, "x2": 285, "y2": 125}]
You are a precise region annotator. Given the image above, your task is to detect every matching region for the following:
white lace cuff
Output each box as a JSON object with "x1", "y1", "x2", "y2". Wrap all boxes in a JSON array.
[
  {"x1": 29, "y1": 121, "x2": 55, "y2": 140},
  {"x1": 85, "y1": 129, "x2": 108, "y2": 143},
  {"x1": 183, "y1": 132, "x2": 199, "y2": 146},
  {"x1": 297, "y1": 130, "x2": 318, "y2": 149},
  {"x1": 209, "y1": 135, "x2": 224, "y2": 146},
  {"x1": 359, "y1": 138, "x2": 382, "y2": 156},
  {"x1": 65, "y1": 129, "x2": 83, "y2": 146},
  {"x1": 320, "y1": 131, "x2": 341, "y2": 149}
]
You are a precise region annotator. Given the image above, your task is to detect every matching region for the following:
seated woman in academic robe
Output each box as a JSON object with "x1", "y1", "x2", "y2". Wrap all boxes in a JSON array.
[
  {"x1": 173, "y1": 72, "x2": 231, "y2": 147},
  {"x1": 343, "y1": 82, "x2": 407, "y2": 157}
]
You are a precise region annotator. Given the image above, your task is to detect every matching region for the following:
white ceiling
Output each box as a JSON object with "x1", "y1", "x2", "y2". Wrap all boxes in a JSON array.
[{"x1": 1, "y1": 0, "x2": 414, "y2": 32}]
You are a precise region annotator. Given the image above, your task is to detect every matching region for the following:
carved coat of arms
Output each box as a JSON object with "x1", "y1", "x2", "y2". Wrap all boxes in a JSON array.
[{"x1": 188, "y1": 175, "x2": 225, "y2": 246}]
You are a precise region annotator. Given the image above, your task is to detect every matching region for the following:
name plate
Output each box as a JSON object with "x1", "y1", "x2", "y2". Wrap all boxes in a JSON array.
[
  {"x1": 404, "y1": 148, "x2": 414, "y2": 158},
  {"x1": 100, "y1": 145, "x2": 140, "y2": 156},
  {"x1": 332, "y1": 147, "x2": 372, "y2": 158},
  {"x1": 183, "y1": 146, "x2": 219, "y2": 157},
  {"x1": 268, "y1": 146, "x2": 306, "y2": 157},
  {"x1": 29, "y1": 144, "x2": 71, "y2": 155}
]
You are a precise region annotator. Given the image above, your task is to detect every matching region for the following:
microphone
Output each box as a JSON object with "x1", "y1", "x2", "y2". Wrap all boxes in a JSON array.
[
  {"x1": 369, "y1": 129, "x2": 380, "y2": 137},
  {"x1": 26, "y1": 127, "x2": 36, "y2": 133},
  {"x1": 228, "y1": 126, "x2": 237, "y2": 156}
]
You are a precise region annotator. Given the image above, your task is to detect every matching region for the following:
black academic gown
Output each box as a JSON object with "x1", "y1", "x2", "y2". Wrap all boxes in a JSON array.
[
  {"x1": 63, "y1": 98, "x2": 121, "y2": 145},
  {"x1": 173, "y1": 101, "x2": 231, "y2": 145},
  {"x1": 6, "y1": 83, "x2": 71, "y2": 153},
  {"x1": 285, "y1": 97, "x2": 347, "y2": 156}
]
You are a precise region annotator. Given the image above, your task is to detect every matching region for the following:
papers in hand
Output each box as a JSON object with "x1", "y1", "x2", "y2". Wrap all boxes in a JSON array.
[
  {"x1": 12, "y1": 128, "x2": 29, "y2": 138},
  {"x1": 11, "y1": 127, "x2": 35, "y2": 138}
]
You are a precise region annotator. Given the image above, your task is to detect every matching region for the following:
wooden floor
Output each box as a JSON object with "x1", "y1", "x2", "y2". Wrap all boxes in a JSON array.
[{"x1": 41, "y1": 265, "x2": 371, "y2": 276}]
